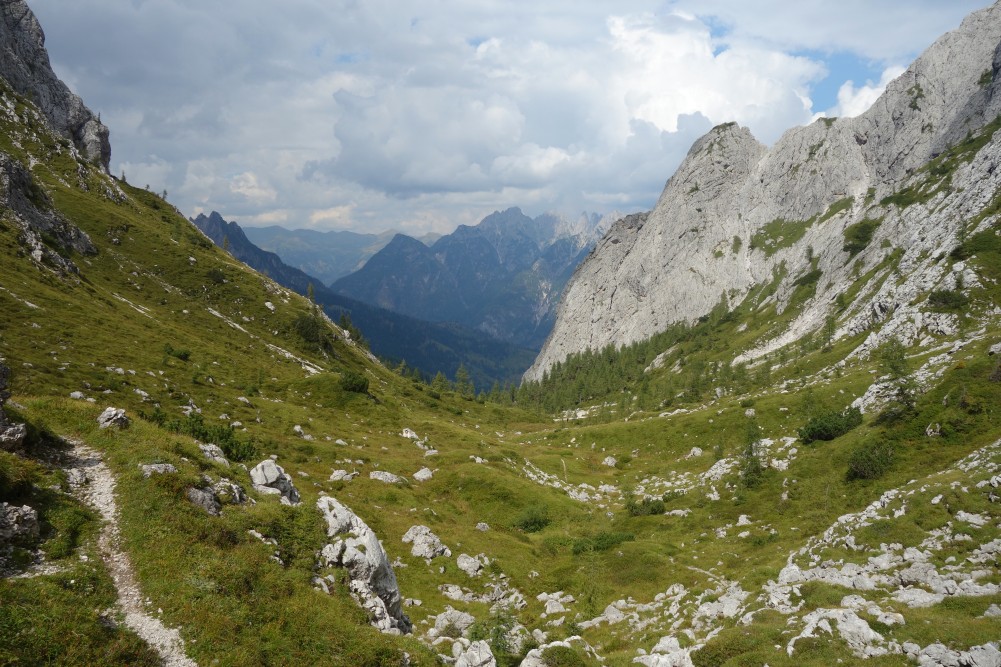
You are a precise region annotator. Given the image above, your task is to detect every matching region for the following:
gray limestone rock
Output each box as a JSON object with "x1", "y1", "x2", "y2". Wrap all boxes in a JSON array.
[
  {"x1": 457, "y1": 553, "x2": 483, "y2": 577},
  {"x1": 370, "y1": 470, "x2": 404, "y2": 484},
  {"x1": 316, "y1": 495, "x2": 411, "y2": 634},
  {"x1": 401, "y1": 525, "x2": 451, "y2": 560},
  {"x1": 97, "y1": 407, "x2": 129, "y2": 429},
  {"x1": 0, "y1": 2, "x2": 110, "y2": 168},
  {"x1": 199, "y1": 443, "x2": 229, "y2": 467},
  {"x1": 140, "y1": 463, "x2": 177, "y2": 479},
  {"x1": 454, "y1": 640, "x2": 496, "y2": 667},
  {"x1": 249, "y1": 459, "x2": 300, "y2": 505},
  {"x1": 186, "y1": 487, "x2": 221, "y2": 516},
  {"x1": 413, "y1": 466, "x2": 433, "y2": 482},
  {"x1": 0, "y1": 502, "x2": 39, "y2": 542},
  {"x1": 434, "y1": 607, "x2": 476, "y2": 637}
]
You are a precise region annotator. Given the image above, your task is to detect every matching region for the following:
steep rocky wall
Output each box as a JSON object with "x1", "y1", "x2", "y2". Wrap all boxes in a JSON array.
[
  {"x1": 526, "y1": 0, "x2": 1001, "y2": 382},
  {"x1": 0, "y1": 0, "x2": 110, "y2": 169}
]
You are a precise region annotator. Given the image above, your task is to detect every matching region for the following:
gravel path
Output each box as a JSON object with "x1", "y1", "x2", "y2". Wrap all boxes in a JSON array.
[{"x1": 66, "y1": 441, "x2": 198, "y2": 667}]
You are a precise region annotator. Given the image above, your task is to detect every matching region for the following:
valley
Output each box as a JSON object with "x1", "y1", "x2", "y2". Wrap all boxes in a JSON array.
[{"x1": 2, "y1": 1, "x2": 1001, "y2": 666}]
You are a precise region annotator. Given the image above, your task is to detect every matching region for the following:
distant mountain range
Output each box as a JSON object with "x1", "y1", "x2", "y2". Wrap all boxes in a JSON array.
[
  {"x1": 330, "y1": 207, "x2": 617, "y2": 349},
  {"x1": 243, "y1": 226, "x2": 440, "y2": 285},
  {"x1": 191, "y1": 212, "x2": 535, "y2": 389}
]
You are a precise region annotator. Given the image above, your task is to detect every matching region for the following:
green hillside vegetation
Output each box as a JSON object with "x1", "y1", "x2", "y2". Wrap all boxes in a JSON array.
[{"x1": 2, "y1": 56, "x2": 1001, "y2": 667}]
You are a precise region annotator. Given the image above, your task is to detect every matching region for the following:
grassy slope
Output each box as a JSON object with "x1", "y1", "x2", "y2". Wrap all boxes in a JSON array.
[{"x1": 0, "y1": 84, "x2": 999, "y2": 667}]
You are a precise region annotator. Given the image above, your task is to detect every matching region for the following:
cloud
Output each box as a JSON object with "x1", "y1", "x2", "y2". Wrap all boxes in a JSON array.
[
  {"x1": 27, "y1": 1, "x2": 993, "y2": 235},
  {"x1": 829, "y1": 66, "x2": 908, "y2": 118}
]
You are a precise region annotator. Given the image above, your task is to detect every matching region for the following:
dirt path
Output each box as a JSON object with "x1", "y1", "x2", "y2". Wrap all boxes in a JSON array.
[{"x1": 65, "y1": 441, "x2": 198, "y2": 667}]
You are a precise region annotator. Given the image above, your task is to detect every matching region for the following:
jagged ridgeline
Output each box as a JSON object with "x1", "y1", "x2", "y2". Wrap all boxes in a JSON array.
[{"x1": 2, "y1": 2, "x2": 1001, "y2": 667}]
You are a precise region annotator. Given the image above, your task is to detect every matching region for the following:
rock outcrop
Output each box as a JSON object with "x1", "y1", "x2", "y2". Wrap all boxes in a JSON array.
[
  {"x1": 401, "y1": 525, "x2": 451, "y2": 560},
  {"x1": 97, "y1": 407, "x2": 129, "y2": 429},
  {"x1": 316, "y1": 496, "x2": 412, "y2": 634},
  {"x1": 527, "y1": 0, "x2": 1001, "y2": 380},
  {"x1": 0, "y1": 1, "x2": 110, "y2": 168},
  {"x1": 249, "y1": 459, "x2": 300, "y2": 505}
]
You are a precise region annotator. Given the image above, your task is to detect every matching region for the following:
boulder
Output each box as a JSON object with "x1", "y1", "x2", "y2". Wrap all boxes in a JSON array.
[
  {"x1": 0, "y1": 502, "x2": 39, "y2": 542},
  {"x1": 329, "y1": 469, "x2": 358, "y2": 482},
  {"x1": 370, "y1": 470, "x2": 404, "y2": 484},
  {"x1": 454, "y1": 640, "x2": 496, "y2": 667},
  {"x1": 413, "y1": 467, "x2": 433, "y2": 482},
  {"x1": 186, "y1": 487, "x2": 221, "y2": 516},
  {"x1": 475, "y1": 522, "x2": 490, "y2": 532},
  {"x1": 97, "y1": 407, "x2": 129, "y2": 429},
  {"x1": 402, "y1": 525, "x2": 451, "y2": 560},
  {"x1": 199, "y1": 443, "x2": 230, "y2": 467},
  {"x1": 433, "y1": 607, "x2": 476, "y2": 637},
  {"x1": 316, "y1": 496, "x2": 411, "y2": 634},
  {"x1": 140, "y1": 463, "x2": 177, "y2": 478},
  {"x1": 457, "y1": 553, "x2": 483, "y2": 577},
  {"x1": 249, "y1": 459, "x2": 300, "y2": 505},
  {"x1": 602, "y1": 456, "x2": 617, "y2": 467},
  {"x1": 212, "y1": 478, "x2": 249, "y2": 505}
]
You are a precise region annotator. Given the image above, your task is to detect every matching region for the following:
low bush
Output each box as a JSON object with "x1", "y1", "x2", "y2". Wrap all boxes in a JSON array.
[
  {"x1": 339, "y1": 370, "x2": 369, "y2": 394},
  {"x1": 513, "y1": 504, "x2": 550, "y2": 532},
  {"x1": 798, "y1": 406, "x2": 863, "y2": 443},
  {"x1": 626, "y1": 496, "x2": 665, "y2": 516},
  {"x1": 846, "y1": 440, "x2": 894, "y2": 480}
]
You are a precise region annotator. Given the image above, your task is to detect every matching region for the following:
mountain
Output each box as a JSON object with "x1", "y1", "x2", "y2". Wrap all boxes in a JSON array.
[
  {"x1": 332, "y1": 207, "x2": 615, "y2": 349},
  {"x1": 0, "y1": 1, "x2": 109, "y2": 169},
  {"x1": 4, "y1": 2, "x2": 1001, "y2": 666},
  {"x1": 528, "y1": 1, "x2": 1001, "y2": 381},
  {"x1": 243, "y1": 225, "x2": 441, "y2": 285},
  {"x1": 191, "y1": 212, "x2": 535, "y2": 389}
]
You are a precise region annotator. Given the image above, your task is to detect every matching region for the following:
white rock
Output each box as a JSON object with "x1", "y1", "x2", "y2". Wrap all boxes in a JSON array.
[
  {"x1": 369, "y1": 470, "x2": 403, "y2": 484},
  {"x1": 402, "y1": 525, "x2": 451, "y2": 559},
  {"x1": 413, "y1": 467, "x2": 433, "y2": 482},
  {"x1": 457, "y1": 553, "x2": 483, "y2": 577},
  {"x1": 97, "y1": 407, "x2": 129, "y2": 429}
]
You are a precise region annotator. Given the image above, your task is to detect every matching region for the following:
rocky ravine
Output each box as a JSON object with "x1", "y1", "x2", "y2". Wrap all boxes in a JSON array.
[{"x1": 527, "y1": 0, "x2": 1001, "y2": 381}]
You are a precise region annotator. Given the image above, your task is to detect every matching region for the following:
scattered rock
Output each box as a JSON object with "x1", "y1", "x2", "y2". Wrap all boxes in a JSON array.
[
  {"x1": 212, "y1": 478, "x2": 249, "y2": 505},
  {"x1": 69, "y1": 391, "x2": 85, "y2": 400},
  {"x1": 413, "y1": 467, "x2": 433, "y2": 482},
  {"x1": 685, "y1": 447, "x2": 703, "y2": 459},
  {"x1": 475, "y1": 522, "x2": 490, "y2": 532},
  {"x1": 185, "y1": 487, "x2": 221, "y2": 516},
  {"x1": 602, "y1": 456, "x2": 617, "y2": 467},
  {"x1": 97, "y1": 407, "x2": 129, "y2": 429},
  {"x1": 0, "y1": 502, "x2": 39, "y2": 542},
  {"x1": 454, "y1": 639, "x2": 496, "y2": 667},
  {"x1": 198, "y1": 443, "x2": 229, "y2": 467},
  {"x1": 433, "y1": 607, "x2": 476, "y2": 638},
  {"x1": 402, "y1": 525, "x2": 451, "y2": 560},
  {"x1": 457, "y1": 553, "x2": 483, "y2": 577},
  {"x1": 249, "y1": 459, "x2": 300, "y2": 505},
  {"x1": 140, "y1": 463, "x2": 177, "y2": 479},
  {"x1": 329, "y1": 469, "x2": 358, "y2": 482},
  {"x1": 370, "y1": 470, "x2": 403, "y2": 484},
  {"x1": 316, "y1": 496, "x2": 411, "y2": 634}
]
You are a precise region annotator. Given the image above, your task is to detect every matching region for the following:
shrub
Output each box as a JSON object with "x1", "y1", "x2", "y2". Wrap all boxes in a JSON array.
[
  {"x1": 339, "y1": 370, "x2": 370, "y2": 394},
  {"x1": 846, "y1": 440, "x2": 894, "y2": 480},
  {"x1": 843, "y1": 218, "x2": 881, "y2": 256},
  {"x1": 513, "y1": 504, "x2": 551, "y2": 532},
  {"x1": 541, "y1": 645, "x2": 586, "y2": 667},
  {"x1": 293, "y1": 313, "x2": 334, "y2": 354},
  {"x1": 798, "y1": 406, "x2": 863, "y2": 443},
  {"x1": 625, "y1": 496, "x2": 665, "y2": 516},
  {"x1": 927, "y1": 289, "x2": 968, "y2": 311},
  {"x1": 571, "y1": 531, "x2": 635, "y2": 554}
]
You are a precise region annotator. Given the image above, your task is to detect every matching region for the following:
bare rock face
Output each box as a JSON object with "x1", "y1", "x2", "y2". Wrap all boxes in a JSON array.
[
  {"x1": 316, "y1": 495, "x2": 412, "y2": 635},
  {"x1": 0, "y1": 153, "x2": 97, "y2": 275},
  {"x1": 0, "y1": 1, "x2": 110, "y2": 168},
  {"x1": 527, "y1": 1, "x2": 1001, "y2": 380}
]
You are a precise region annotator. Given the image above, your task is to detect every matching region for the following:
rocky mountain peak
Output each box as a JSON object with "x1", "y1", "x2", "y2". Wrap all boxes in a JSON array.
[
  {"x1": 0, "y1": 0, "x2": 110, "y2": 169},
  {"x1": 526, "y1": 0, "x2": 1001, "y2": 382}
]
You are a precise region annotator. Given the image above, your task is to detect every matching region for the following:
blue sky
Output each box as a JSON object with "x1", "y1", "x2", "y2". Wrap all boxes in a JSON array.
[{"x1": 29, "y1": 0, "x2": 993, "y2": 235}]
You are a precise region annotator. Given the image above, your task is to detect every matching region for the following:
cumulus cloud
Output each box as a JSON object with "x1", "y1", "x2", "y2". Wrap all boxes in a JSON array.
[
  {"x1": 28, "y1": 0, "x2": 992, "y2": 235},
  {"x1": 830, "y1": 66, "x2": 908, "y2": 118}
]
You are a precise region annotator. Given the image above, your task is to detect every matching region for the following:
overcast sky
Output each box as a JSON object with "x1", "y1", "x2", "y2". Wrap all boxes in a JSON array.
[{"x1": 30, "y1": 0, "x2": 992, "y2": 235}]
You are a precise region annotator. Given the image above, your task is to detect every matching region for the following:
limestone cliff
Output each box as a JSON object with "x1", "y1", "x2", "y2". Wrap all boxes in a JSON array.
[
  {"x1": 0, "y1": 0, "x2": 110, "y2": 169},
  {"x1": 526, "y1": 0, "x2": 1001, "y2": 381}
]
